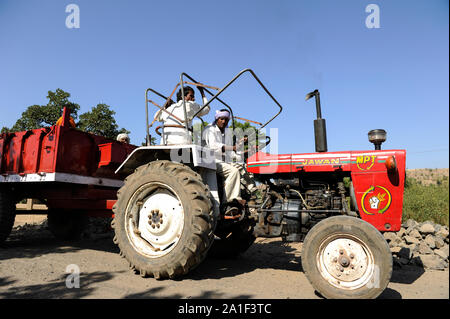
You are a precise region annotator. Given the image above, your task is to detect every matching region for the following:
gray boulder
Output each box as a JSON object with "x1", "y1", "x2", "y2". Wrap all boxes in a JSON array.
[
  {"x1": 396, "y1": 228, "x2": 407, "y2": 238},
  {"x1": 424, "y1": 235, "x2": 436, "y2": 249},
  {"x1": 436, "y1": 228, "x2": 449, "y2": 240},
  {"x1": 384, "y1": 232, "x2": 398, "y2": 242},
  {"x1": 409, "y1": 229, "x2": 422, "y2": 239},
  {"x1": 434, "y1": 249, "x2": 449, "y2": 261},
  {"x1": 418, "y1": 242, "x2": 434, "y2": 255},
  {"x1": 435, "y1": 237, "x2": 445, "y2": 249},
  {"x1": 419, "y1": 223, "x2": 436, "y2": 235},
  {"x1": 404, "y1": 235, "x2": 420, "y2": 245},
  {"x1": 418, "y1": 255, "x2": 447, "y2": 270},
  {"x1": 405, "y1": 219, "x2": 418, "y2": 229}
]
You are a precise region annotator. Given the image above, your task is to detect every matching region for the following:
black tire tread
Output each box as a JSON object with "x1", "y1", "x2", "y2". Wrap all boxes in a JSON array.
[
  {"x1": 112, "y1": 160, "x2": 215, "y2": 279},
  {"x1": 301, "y1": 215, "x2": 392, "y2": 299}
]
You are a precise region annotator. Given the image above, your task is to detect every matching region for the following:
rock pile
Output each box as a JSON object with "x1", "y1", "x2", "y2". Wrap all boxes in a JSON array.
[{"x1": 383, "y1": 219, "x2": 449, "y2": 270}]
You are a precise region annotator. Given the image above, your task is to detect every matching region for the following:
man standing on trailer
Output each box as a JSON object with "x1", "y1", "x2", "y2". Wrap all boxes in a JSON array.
[{"x1": 154, "y1": 86, "x2": 210, "y2": 145}]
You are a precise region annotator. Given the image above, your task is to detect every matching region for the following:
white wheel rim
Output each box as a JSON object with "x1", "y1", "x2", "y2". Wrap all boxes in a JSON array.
[
  {"x1": 317, "y1": 234, "x2": 375, "y2": 290},
  {"x1": 126, "y1": 182, "x2": 184, "y2": 258}
]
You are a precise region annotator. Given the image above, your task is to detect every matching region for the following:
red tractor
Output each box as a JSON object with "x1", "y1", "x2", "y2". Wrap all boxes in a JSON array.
[{"x1": 0, "y1": 69, "x2": 406, "y2": 299}]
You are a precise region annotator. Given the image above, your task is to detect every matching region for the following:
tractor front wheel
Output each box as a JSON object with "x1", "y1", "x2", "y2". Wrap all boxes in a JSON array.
[{"x1": 301, "y1": 215, "x2": 392, "y2": 299}]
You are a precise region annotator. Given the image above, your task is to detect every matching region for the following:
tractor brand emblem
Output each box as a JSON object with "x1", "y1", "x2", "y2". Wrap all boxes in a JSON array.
[
  {"x1": 299, "y1": 158, "x2": 340, "y2": 166},
  {"x1": 356, "y1": 155, "x2": 377, "y2": 171},
  {"x1": 361, "y1": 185, "x2": 391, "y2": 215}
]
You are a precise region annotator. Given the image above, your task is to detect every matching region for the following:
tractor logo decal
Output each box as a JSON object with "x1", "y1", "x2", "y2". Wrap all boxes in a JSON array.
[
  {"x1": 361, "y1": 185, "x2": 392, "y2": 215},
  {"x1": 297, "y1": 158, "x2": 341, "y2": 166},
  {"x1": 356, "y1": 155, "x2": 377, "y2": 171}
]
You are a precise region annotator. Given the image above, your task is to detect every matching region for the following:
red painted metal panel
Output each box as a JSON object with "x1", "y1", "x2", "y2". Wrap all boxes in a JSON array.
[
  {"x1": 0, "y1": 125, "x2": 136, "y2": 179},
  {"x1": 247, "y1": 149, "x2": 406, "y2": 232},
  {"x1": 247, "y1": 152, "x2": 292, "y2": 174},
  {"x1": 352, "y1": 150, "x2": 406, "y2": 232}
]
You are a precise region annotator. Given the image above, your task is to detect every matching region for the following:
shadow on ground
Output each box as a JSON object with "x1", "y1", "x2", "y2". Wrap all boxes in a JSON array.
[
  {"x1": 186, "y1": 239, "x2": 303, "y2": 281},
  {"x1": 124, "y1": 287, "x2": 252, "y2": 299},
  {"x1": 0, "y1": 224, "x2": 118, "y2": 261},
  {"x1": 0, "y1": 271, "x2": 116, "y2": 298},
  {"x1": 1, "y1": 223, "x2": 429, "y2": 300}
]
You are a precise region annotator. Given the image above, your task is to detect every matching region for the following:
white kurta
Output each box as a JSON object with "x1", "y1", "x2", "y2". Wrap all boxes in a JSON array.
[
  {"x1": 203, "y1": 124, "x2": 255, "y2": 203},
  {"x1": 154, "y1": 99, "x2": 210, "y2": 145},
  {"x1": 202, "y1": 124, "x2": 242, "y2": 163}
]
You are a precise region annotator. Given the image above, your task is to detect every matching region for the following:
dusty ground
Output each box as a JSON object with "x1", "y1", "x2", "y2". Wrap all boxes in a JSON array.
[{"x1": 0, "y1": 216, "x2": 448, "y2": 301}]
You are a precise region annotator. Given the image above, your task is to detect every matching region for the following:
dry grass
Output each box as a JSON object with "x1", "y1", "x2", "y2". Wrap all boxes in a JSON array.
[{"x1": 403, "y1": 169, "x2": 449, "y2": 226}]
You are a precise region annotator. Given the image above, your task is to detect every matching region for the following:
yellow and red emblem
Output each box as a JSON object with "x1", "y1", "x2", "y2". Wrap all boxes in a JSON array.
[
  {"x1": 356, "y1": 155, "x2": 376, "y2": 171},
  {"x1": 361, "y1": 185, "x2": 392, "y2": 215}
]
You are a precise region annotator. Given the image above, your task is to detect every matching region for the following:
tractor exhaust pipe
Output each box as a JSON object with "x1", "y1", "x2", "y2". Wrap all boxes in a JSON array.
[{"x1": 305, "y1": 89, "x2": 328, "y2": 152}]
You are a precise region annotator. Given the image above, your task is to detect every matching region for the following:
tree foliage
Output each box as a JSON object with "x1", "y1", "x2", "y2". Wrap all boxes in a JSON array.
[
  {"x1": 10, "y1": 89, "x2": 80, "y2": 132},
  {"x1": 78, "y1": 103, "x2": 129, "y2": 140},
  {"x1": 3, "y1": 89, "x2": 130, "y2": 142}
]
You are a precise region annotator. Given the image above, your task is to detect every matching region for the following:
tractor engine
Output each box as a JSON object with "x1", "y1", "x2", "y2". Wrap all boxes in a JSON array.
[{"x1": 252, "y1": 177, "x2": 351, "y2": 242}]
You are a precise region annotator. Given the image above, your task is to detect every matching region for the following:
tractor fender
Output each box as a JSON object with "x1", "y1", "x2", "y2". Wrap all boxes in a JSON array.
[
  {"x1": 115, "y1": 144, "x2": 220, "y2": 219},
  {"x1": 115, "y1": 144, "x2": 217, "y2": 176}
]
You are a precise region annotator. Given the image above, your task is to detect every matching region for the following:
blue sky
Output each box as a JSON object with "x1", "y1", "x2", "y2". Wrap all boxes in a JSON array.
[{"x1": 0, "y1": 0, "x2": 448, "y2": 168}]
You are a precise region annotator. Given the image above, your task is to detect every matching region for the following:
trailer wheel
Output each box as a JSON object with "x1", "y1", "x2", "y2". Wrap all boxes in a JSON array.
[
  {"x1": 47, "y1": 211, "x2": 88, "y2": 241},
  {"x1": 209, "y1": 219, "x2": 256, "y2": 258},
  {"x1": 0, "y1": 188, "x2": 16, "y2": 244},
  {"x1": 301, "y1": 216, "x2": 392, "y2": 299},
  {"x1": 112, "y1": 160, "x2": 215, "y2": 279}
]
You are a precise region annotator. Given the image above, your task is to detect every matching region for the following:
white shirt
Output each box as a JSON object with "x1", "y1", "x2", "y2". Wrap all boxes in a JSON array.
[
  {"x1": 154, "y1": 99, "x2": 210, "y2": 145},
  {"x1": 203, "y1": 124, "x2": 243, "y2": 163}
]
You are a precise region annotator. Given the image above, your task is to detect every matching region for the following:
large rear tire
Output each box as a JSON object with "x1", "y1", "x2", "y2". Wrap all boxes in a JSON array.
[
  {"x1": 0, "y1": 188, "x2": 16, "y2": 244},
  {"x1": 112, "y1": 160, "x2": 215, "y2": 279},
  {"x1": 301, "y1": 215, "x2": 392, "y2": 299}
]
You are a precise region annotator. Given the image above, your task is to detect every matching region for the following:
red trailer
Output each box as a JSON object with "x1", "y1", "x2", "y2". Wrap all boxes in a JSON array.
[{"x1": 0, "y1": 108, "x2": 136, "y2": 241}]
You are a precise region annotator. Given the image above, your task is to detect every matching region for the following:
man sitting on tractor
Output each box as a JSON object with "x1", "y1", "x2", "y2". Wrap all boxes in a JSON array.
[
  {"x1": 203, "y1": 109, "x2": 257, "y2": 216},
  {"x1": 154, "y1": 86, "x2": 210, "y2": 145}
]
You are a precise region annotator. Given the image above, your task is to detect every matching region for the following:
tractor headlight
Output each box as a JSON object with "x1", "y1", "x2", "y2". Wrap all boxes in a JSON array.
[{"x1": 368, "y1": 129, "x2": 386, "y2": 150}]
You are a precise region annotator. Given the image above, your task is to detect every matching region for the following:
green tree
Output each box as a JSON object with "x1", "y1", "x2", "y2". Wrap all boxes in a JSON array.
[
  {"x1": 78, "y1": 103, "x2": 129, "y2": 140},
  {"x1": 5, "y1": 89, "x2": 130, "y2": 142},
  {"x1": 232, "y1": 119, "x2": 267, "y2": 149},
  {"x1": 10, "y1": 89, "x2": 80, "y2": 132}
]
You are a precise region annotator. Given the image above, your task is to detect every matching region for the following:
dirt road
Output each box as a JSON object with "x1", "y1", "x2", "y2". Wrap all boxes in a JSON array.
[{"x1": 0, "y1": 219, "x2": 448, "y2": 301}]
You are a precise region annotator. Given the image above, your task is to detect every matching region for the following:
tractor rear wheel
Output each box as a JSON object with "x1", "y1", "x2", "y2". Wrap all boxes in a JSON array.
[
  {"x1": 301, "y1": 215, "x2": 392, "y2": 299},
  {"x1": 112, "y1": 160, "x2": 215, "y2": 279},
  {"x1": 0, "y1": 188, "x2": 16, "y2": 244}
]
